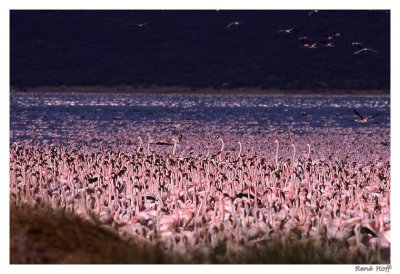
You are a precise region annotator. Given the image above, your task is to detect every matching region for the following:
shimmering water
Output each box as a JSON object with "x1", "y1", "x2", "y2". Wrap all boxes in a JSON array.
[{"x1": 10, "y1": 93, "x2": 390, "y2": 144}]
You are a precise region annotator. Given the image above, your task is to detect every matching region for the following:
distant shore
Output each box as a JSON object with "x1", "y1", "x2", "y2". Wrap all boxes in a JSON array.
[{"x1": 10, "y1": 86, "x2": 390, "y2": 95}]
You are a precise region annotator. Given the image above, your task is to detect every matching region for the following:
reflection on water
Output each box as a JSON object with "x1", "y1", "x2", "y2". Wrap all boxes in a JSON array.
[{"x1": 10, "y1": 93, "x2": 390, "y2": 144}]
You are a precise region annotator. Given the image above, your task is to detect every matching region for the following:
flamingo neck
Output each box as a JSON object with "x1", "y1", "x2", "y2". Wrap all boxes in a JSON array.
[
  {"x1": 292, "y1": 145, "x2": 296, "y2": 166},
  {"x1": 172, "y1": 140, "x2": 177, "y2": 155}
]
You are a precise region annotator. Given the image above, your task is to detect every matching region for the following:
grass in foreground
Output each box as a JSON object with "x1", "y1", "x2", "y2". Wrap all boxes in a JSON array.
[
  {"x1": 10, "y1": 205, "x2": 168, "y2": 264},
  {"x1": 10, "y1": 205, "x2": 388, "y2": 264}
]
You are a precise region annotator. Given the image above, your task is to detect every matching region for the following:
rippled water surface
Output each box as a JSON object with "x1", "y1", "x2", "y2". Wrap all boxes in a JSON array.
[{"x1": 10, "y1": 93, "x2": 390, "y2": 144}]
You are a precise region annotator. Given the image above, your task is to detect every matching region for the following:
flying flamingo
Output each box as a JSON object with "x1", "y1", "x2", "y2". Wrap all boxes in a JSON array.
[
  {"x1": 156, "y1": 134, "x2": 183, "y2": 155},
  {"x1": 277, "y1": 28, "x2": 298, "y2": 34},
  {"x1": 308, "y1": 10, "x2": 319, "y2": 16},
  {"x1": 299, "y1": 37, "x2": 318, "y2": 48},
  {"x1": 353, "y1": 109, "x2": 380, "y2": 123},
  {"x1": 226, "y1": 21, "x2": 244, "y2": 29},
  {"x1": 320, "y1": 40, "x2": 335, "y2": 47},
  {"x1": 131, "y1": 23, "x2": 149, "y2": 27},
  {"x1": 352, "y1": 42, "x2": 378, "y2": 55},
  {"x1": 326, "y1": 32, "x2": 342, "y2": 40}
]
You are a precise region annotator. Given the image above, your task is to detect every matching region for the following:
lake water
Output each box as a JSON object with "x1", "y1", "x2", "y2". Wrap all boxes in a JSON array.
[{"x1": 10, "y1": 93, "x2": 390, "y2": 146}]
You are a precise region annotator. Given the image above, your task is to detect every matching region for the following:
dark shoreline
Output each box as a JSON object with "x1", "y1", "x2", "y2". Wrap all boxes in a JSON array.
[{"x1": 10, "y1": 86, "x2": 390, "y2": 96}]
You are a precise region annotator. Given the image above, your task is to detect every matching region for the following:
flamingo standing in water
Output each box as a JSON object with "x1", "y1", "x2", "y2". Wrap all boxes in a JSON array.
[
  {"x1": 273, "y1": 139, "x2": 280, "y2": 167},
  {"x1": 237, "y1": 141, "x2": 242, "y2": 160},
  {"x1": 289, "y1": 143, "x2": 296, "y2": 167},
  {"x1": 136, "y1": 137, "x2": 143, "y2": 154},
  {"x1": 217, "y1": 138, "x2": 224, "y2": 162},
  {"x1": 9, "y1": 127, "x2": 391, "y2": 262},
  {"x1": 306, "y1": 144, "x2": 311, "y2": 159}
]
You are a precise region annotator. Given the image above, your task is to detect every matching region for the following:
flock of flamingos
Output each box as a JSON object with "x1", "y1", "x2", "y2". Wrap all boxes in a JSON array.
[{"x1": 9, "y1": 126, "x2": 390, "y2": 262}]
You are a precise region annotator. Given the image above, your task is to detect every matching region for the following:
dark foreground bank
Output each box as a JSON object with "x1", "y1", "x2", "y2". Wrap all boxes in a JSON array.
[{"x1": 10, "y1": 205, "x2": 388, "y2": 264}]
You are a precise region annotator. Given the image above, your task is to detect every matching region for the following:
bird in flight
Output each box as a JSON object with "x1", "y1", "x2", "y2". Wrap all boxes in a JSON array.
[
  {"x1": 320, "y1": 40, "x2": 335, "y2": 47},
  {"x1": 160, "y1": 121, "x2": 192, "y2": 132},
  {"x1": 156, "y1": 134, "x2": 183, "y2": 146},
  {"x1": 326, "y1": 32, "x2": 342, "y2": 40},
  {"x1": 131, "y1": 23, "x2": 149, "y2": 27},
  {"x1": 352, "y1": 42, "x2": 378, "y2": 55},
  {"x1": 278, "y1": 28, "x2": 298, "y2": 34},
  {"x1": 226, "y1": 21, "x2": 245, "y2": 29},
  {"x1": 353, "y1": 109, "x2": 380, "y2": 123},
  {"x1": 298, "y1": 37, "x2": 318, "y2": 48}
]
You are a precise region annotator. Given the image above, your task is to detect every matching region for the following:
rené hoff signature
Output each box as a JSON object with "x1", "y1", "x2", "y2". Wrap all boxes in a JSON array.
[{"x1": 355, "y1": 266, "x2": 392, "y2": 272}]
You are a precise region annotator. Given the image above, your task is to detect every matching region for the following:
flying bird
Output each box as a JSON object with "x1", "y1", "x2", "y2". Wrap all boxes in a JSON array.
[
  {"x1": 156, "y1": 134, "x2": 183, "y2": 155},
  {"x1": 352, "y1": 42, "x2": 378, "y2": 55},
  {"x1": 131, "y1": 23, "x2": 149, "y2": 27},
  {"x1": 226, "y1": 21, "x2": 245, "y2": 29},
  {"x1": 299, "y1": 37, "x2": 318, "y2": 48},
  {"x1": 156, "y1": 134, "x2": 183, "y2": 146},
  {"x1": 308, "y1": 10, "x2": 319, "y2": 16},
  {"x1": 320, "y1": 40, "x2": 335, "y2": 47},
  {"x1": 326, "y1": 32, "x2": 342, "y2": 40},
  {"x1": 278, "y1": 28, "x2": 298, "y2": 34},
  {"x1": 353, "y1": 109, "x2": 380, "y2": 123},
  {"x1": 160, "y1": 122, "x2": 191, "y2": 132}
]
